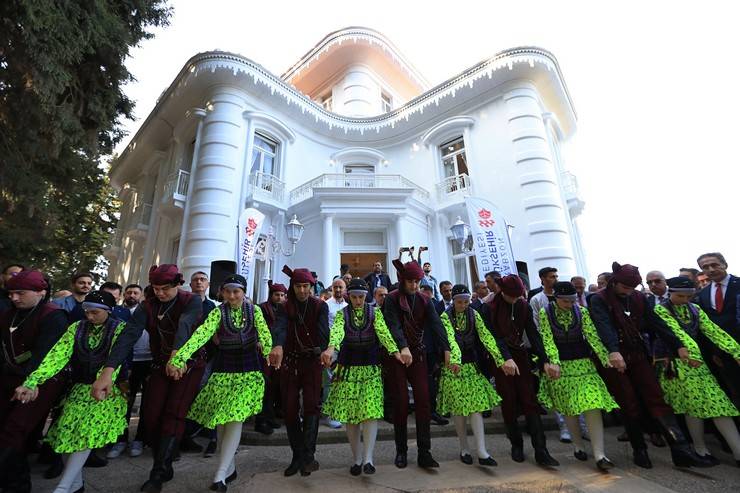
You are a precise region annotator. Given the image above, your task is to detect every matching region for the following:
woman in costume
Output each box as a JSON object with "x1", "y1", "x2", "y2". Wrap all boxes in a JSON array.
[
  {"x1": 537, "y1": 281, "x2": 618, "y2": 471},
  {"x1": 168, "y1": 274, "x2": 271, "y2": 491},
  {"x1": 322, "y1": 278, "x2": 402, "y2": 475},
  {"x1": 14, "y1": 291, "x2": 127, "y2": 493},
  {"x1": 653, "y1": 276, "x2": 740, "y2": 466},
  {"x1": 437, "y1": 284, "x2": 512, "y2": 466}
]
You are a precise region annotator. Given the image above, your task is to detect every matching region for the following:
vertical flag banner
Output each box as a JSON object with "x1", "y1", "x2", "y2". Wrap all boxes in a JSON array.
[
  {"x1": 238, "y1": 208, "x2": 266, "y2": 289},
  {"x1": 464, "y1": 197, "x2": 516, "y2": 276}
]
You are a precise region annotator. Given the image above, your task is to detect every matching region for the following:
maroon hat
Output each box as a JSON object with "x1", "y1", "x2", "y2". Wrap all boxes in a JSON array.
[
  {"x1": 5, "y1": 270, "x2": 48, "y2": 291},
  {"x1": 611, "y1": 262, "x2": 642, "y2": 288},
  {"x1": 148, "y1": 264, "x2": 184, "y2": 286},
  {"x1": 392, "y1": 259, "x2": 425, "y2": 281},
  {"x1": 495, "y1": 274, "x2": 525, "y2": 298},
  {"x1": 282, "y1": 265, "x2": 315, "y2": 285},
  {"x1": 267, "y1": 280, "x2": 287, "y2": 294}
]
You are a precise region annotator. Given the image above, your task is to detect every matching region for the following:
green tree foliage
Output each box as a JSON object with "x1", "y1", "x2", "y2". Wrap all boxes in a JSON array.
[{"x1": 0, "y1": 0, "x2": 171, "y2": 285}]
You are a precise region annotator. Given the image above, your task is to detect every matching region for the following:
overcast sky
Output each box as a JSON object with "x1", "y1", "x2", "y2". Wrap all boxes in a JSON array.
[{"x1": 118, "y1": 0, "x2": 740, "y2": 281}]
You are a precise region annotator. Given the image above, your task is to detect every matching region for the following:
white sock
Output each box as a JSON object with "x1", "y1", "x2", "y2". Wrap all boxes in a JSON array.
[
  {"x1": 453, "y1": 415, "x2": 470, "y2": 456},
  {"x1": 214, "y1": 421, "x2": 242, "y2": 483},
  {"x1": 362, "y1": 420, "x2": 378, "y2": 466},
  {"x1": 470, "y1": 413, "x2": 489, "y2": 459},
  {"x1": 565, "y1": 415, "x2": 586, "y2": 453},
  {"x1": 346, "y1": 423, "x2": 362, "y2": 465},
  {"x1": 53, "y1": 449, "x2": 91, "y2": 493},
  {"x1": 713, "y1": 416, "x2": 740, "y2": 460},
  {"x1": 685, "y1": 415, "x2": 709, "y2": 456},
  {"x1": 583, "y1": 409, "x2": 605, "y2": 460}
]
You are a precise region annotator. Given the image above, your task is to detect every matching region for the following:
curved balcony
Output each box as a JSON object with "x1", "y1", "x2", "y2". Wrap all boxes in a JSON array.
[
  {"x1": 289, "y1": 173, "x2": 429, "y2": 206},
  {"x1": 247, "y1": 171, "x2": 286, "y2": 207},
  {"x1": 435, "y1": 173, "x2": 473, "y2": 208}
]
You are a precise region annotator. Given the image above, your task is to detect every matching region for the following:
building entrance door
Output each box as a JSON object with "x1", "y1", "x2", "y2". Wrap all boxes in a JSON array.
[{"x1": 340, "y1": 252, "x2": 387, "y2": 280}]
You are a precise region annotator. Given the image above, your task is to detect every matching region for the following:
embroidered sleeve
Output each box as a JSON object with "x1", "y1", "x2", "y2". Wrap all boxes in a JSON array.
[
  {"x1": 474, "y1": 310, "x2": 504, "y2": 367},
  {"x1": 23, "y1": 321, "x2": 78, "y2": 389},
  {"x1": 374, "y1": 308, "x2": 399, "y2": 355},
  {"x1": 171, "y1": 308, "x2": 221, "y2": 369},
  {"x1": 538, "y1": 309, "x2": 561, "y2": 367},
  {"x1": 654, "y1": 305, "x2": 701, "y2": 360},
  {"x1": 329, "y1": 308, "x2": 345, "y2": 350},
  {"x1": 440, "y1": 312, "x2": 462, "y2": 365},
  {"x1": 697, "y1": 305, "x2": 740, "y2": 359},
  {"x1": 581, "y1": 308, "x2": 610, "y2": 367},
  {"x1": 254, "y1": 306, "x2": 273, "y2": 358}
]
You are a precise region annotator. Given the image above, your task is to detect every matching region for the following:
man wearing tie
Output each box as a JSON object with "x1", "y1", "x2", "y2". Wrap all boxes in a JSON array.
[
  {"x1": 696, "y1": 252, "x2": 740, "y2": 405},
  {"x1": 570, "y1": 276, "x2": 589, "y2": 307}
]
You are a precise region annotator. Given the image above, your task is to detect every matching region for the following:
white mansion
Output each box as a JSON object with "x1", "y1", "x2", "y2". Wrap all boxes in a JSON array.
[{"x1": 105, "y1": 27, "x2": 587, "y2": 302}]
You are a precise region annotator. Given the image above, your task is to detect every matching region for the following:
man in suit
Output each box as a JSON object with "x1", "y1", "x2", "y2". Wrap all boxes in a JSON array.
[
  {"x1": 696, "y1": 252, "x2": 740, "y2": 404},
  {"x1": 363, "y1": 261, "x2": 392, "y2": 303}
]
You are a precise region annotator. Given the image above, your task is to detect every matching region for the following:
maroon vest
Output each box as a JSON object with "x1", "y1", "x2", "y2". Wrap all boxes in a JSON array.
[
  {"x1": 388, "y1": 290, "x2": 428, "y2": 351},
  {"x1": 144, "y1": 290, "x2": 201, "y2": 363},
  {"x1": 284, "y1": 295, "x2": 323, "y2": 357},
  {"x1": 486, "y1": 294, "x2": 530, "y2": 350},
  {"x1": 594, "y1": 290, "x2": 646, "y2": 353},
  {"x1": 1, "y1": 302, "x2": 62, "y2": 376}
]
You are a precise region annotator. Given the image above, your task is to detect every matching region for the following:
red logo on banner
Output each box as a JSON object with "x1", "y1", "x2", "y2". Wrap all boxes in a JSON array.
[
  {"x1": 246, "y1": 218, "x2": 258, "y2": 237},
  {"x1": 478, "y1": 208, "x2": 492, "y2": 220},
  {"x1": 479, "y1": 219, "x2": 496, "y2": 228}
]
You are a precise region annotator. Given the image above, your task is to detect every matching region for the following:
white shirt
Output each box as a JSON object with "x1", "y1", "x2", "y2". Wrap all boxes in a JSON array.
[
  {"x1": 648, "y1": 290, "x2": 669, "y2": 305},
  {"x1": 530, "y1": 291, "x2": 553, "y2": 328},
  {"x1": 710, "y1": 275, "x2": 730, "y2": 310},
  {"x1": 326, "y1": 297, "x2": 348, "y2": 326}
]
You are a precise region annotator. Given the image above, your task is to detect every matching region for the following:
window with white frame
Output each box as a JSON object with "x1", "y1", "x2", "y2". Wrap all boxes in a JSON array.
[
  {"x1": 250, "y1": 133, "x2": 279, "y2": 192},
  {"x1": 343, "y1": 164, "x2": 375, "y2": 187},
  {"x1": 440, "y1": 137, "x2": 470, "y2": 193},
  {"x1": 381, "y1": 91, "x2": 392, "y2": 113}
]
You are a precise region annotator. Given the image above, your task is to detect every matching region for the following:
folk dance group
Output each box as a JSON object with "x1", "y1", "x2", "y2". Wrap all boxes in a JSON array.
[{"x1": 2, "y1": 259, "x2": 740, "y2": 493}]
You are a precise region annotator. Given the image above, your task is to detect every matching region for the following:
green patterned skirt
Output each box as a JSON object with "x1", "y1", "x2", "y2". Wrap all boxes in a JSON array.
[
  {"x1": 323, "y1": 364, "x2": 383, "y2": 424},
  {"x1": 187, "y1": 371, "x2": 265, "y2": 429},
  {"x1": 438, "y1": 363, "x2": 501, "y2": 416},
  {"x1": 538, "y1": 358, "x2": 618, "y2": 416},
  {"x1": 658, "y1": 359, "x2": 739, "y2": 419},
  {"x1": 46, "y1": 383, "x2": 127, "y2": 453}
]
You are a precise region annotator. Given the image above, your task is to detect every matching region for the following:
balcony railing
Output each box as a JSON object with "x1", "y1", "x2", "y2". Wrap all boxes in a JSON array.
[
  {"x1": 436, "y1": 173, "x2": 472, "y2": 201},
  {"x1": 162, "y1": 169, "x2": 190, "y2": 207},
  {"x1": 289, "y1": 174, "x2": 429, "y2": 204},
  {"x1": 561, "y1": 171, "x2": 585, "y2": 217},
  {"x1": 249, "y1": 171, "x2": 285, "y2": 202}
]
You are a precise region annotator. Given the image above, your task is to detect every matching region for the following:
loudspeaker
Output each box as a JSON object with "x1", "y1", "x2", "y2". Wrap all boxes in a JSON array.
[
  {"x1": 209, "y1": 260, "x2": 237, "y2": 300},
  {"x1": 516, "y1": 261, "x2": 530, "y2": 289}
]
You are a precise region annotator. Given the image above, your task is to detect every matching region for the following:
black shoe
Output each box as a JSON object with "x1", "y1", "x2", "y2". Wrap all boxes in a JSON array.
[
  {"x1": 284, "y1": 423, "x2": 303, "y2": 477},
  {"x1": 526, "y1": 414, "x2": 559, "y2": 467},
  {"x1": 84, "y1": 452, "x2": 108, "y2": 468},
  {"x1": 284, "y1": 458, "x2": 301, "y2": 477},
  {"x1": 700, "y1": 454, "x2": 720, "y2": 466},
  {"x1": 209, "y1": 481, "x2": 227, "y2": 492},
  {"x1": 574, "y1": 450, "x2": 588, "y2": 461},
  {"x1": 180, "y1": 435, "x2": 204, "y2": 453},
  {"x1": 417, "y1": 450, "x2": 439, "y2": 469},
  {"x1": 300, "y1": 416, "x2": 320, "y2": 476},
  {"x1": 395, "y1": 452, "x2": 407, "y2": 468},
  {"x1": 203, "y1": 439, "x2": 217, "y2": 458},
  {"x1": 73, "y1": 484, "x2": 85, "y2": 493},
  {"x1": 44, "y1": 456, "x2": 64, "y2": 479},
  {"x1": 363, "y1": 463, "x2": 376, "y2": 475},
  {"x1": 596, "y1": 457, "x2": 615, "y2": 471},
  {"x1": 140, "y1": 479, "x2": 163, "y2": 493},
  {"x1": 633, "y1": 448, "x2": 652, "y2": 469},
  {"x1": 350, "y1": 464, "x2": 362, "y2": 476},
  {"x1": 460, "y1": 453, "x2": 473, "y2": 465},
  {"x1": 430, "y1": 412, "x2": 449, "y2": 426},
  {"x1": 670, "y1": 446, "x2": 715, "y2": 468},
  {"x1": 535, "y1": 449, "x2": 560, "y2": 467},
  {"x1": 254, "y1": 420, "x2": 274, "y2": 436},
  {"x1": 478, "y1": 456, "x2": 497, "y2": 467},
  {"x1": 511, "y1": 445, "x2": 525, "y2": 463},
  {"x1": 506, "y1": 422, "x2": 525, "y2": 463},
  {"x1": 225, "y1": 470, "x2": 237, "y2": 483}
]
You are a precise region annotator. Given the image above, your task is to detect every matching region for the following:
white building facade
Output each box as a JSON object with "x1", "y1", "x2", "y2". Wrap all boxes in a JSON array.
[{"x1": 105, "y1": 27, "x2": 587, "y2": 302}]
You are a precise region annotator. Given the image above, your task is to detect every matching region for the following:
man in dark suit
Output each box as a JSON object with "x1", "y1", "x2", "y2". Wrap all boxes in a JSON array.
[
  {"x1": 696, "y1": 252, "x2": 740, "y2": 404},
  {"x1": 363, "y1": 261, "x2": 392, "y2": 303}
]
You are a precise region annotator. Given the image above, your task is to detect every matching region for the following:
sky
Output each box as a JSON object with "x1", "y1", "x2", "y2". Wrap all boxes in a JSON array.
[{"x1": 118, "y1": 0, "x2": 740, "y2": 281}]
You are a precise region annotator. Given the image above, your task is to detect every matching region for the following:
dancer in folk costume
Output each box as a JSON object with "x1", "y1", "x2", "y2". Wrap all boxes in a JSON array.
[
  {"x1": 322, "y1": 278, "x2": 402, "y2": 475},
  {"x1": 537, "y1": 282, "x2": 618, "y2": 471},
  {"x1": 653, "y1": 276, "x2": 740, "y2": 466},
  {"x1": 437, "y1": 284, "x2": 510, "y2": 466},
  {"x1": 15, "y1": 291, "x2": 127, "y2": 493},
  {"x1": 168, "y1": 274, "x2": 272, "y2": 491}
]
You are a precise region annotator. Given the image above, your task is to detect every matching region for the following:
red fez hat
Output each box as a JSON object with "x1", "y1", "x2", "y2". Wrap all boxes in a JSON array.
[
  {"x1": 392, "y1": 259, "x2": 424, "y2": 281},
  {"x1": 282, "y1": 265, "x2": 316, "y2": 285},
  {"x1": 495, "y1": 274, "x2": 525, "y2": 298},
  {"x1": 611, "y1": 262, "x2": 642, "y2": 288},
  {"x1": 148, "y1": 264, "x2": 184, "y2": 286},
  {"x1": 5, "y1": 270, "x2": 48, "y2": 291},
  {"x1": 267, "y1": 280, "x2": 287, "y2": 294}
]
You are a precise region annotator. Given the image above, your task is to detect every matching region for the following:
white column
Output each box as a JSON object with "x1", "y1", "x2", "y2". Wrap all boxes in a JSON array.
[
  {"x1": 504, "y1": 83, "x2": 577, "y2": 277},
  {"x1": 322, "y1": 214, "x2": 334, "y2": 286},
  {"x1": 181, "y1": 89, "x2": 246, "y2": 280},
  {"x1": 340, "y1": 65, "x2": 379, "y2": 117}
]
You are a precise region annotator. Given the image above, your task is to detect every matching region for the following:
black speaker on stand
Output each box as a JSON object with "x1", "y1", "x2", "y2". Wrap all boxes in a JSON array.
[{"x1": 209, "y1": 260, "x2": 237, "y2": 301}]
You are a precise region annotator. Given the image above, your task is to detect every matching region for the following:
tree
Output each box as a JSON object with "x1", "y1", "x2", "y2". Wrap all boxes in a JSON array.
[{"x1": 0, "y1": 0, "x2": 171, "y2": 286}]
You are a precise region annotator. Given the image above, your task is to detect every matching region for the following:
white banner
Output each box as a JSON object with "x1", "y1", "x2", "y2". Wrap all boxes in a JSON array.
[
  {"x1": 464, "y1": 197, "x2": 516, "y2": 276},
  {"x1": 238, "y1": 208, "x2": 266, "y2": 290}
]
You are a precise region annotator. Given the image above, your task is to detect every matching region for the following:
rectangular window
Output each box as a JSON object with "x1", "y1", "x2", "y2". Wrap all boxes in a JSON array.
[
  {"x1": 343, "y1": 164, "x2": 375, "y2": 187},
  {"x1": 322, "y1": 94, "x2": 333, "y2": 111},
  {"x1": 250, "y1": 134, "x2": 279, "y2": 195},
  {"x1": 440, "y1": 137, "x2": 469, "y2": 193},
  {"x1": 381, "y1": 91, "x2": 392, "y2": 113}
]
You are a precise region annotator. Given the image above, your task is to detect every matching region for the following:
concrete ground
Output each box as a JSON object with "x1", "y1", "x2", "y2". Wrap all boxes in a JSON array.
[{"x1": 29, "y1": 419, "x2": 740, "y2": 493}]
